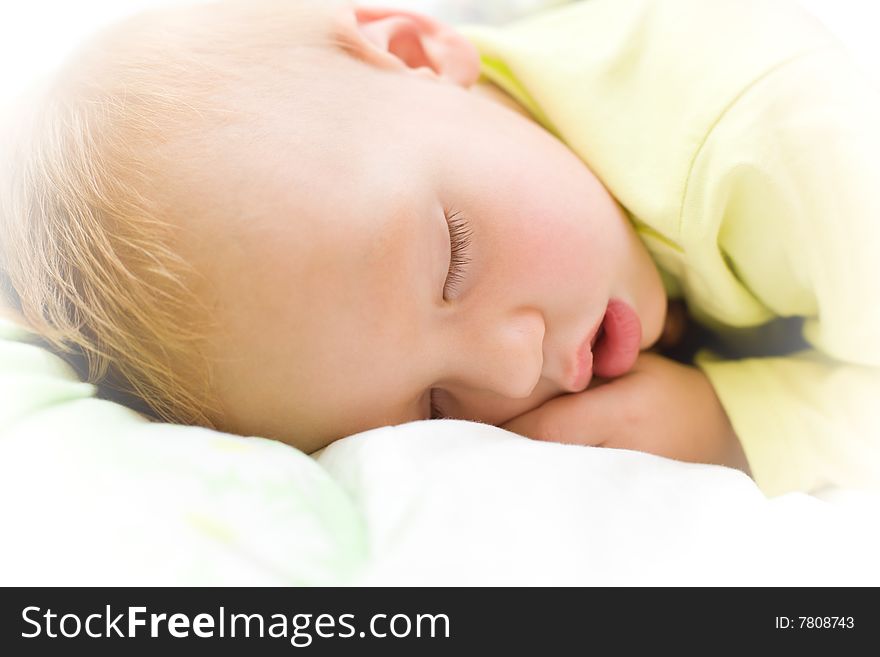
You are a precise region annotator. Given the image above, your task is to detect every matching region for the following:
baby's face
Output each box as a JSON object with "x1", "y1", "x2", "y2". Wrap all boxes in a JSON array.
[{"x1": 173, "y1": 6, "x2": 666, "y2": 452}]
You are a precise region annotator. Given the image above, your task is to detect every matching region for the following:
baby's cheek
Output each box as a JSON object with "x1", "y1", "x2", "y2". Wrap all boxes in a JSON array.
[{"x1": 516, "y1": 213, "x2": 605, "y2": 289}]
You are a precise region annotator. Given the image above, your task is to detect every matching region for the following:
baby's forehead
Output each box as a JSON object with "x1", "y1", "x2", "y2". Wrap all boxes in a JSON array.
[{"x1": 169, "y1": 116, "x2": 402, "y2": 264}]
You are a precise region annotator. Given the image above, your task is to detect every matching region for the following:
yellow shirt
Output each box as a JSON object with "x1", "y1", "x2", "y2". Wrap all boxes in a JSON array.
[{"x1": 461, "y1": 0, "x2": 880, "y2": 496}]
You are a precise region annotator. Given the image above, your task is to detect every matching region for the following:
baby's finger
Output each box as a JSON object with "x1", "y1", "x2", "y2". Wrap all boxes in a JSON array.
[{"x1": 501, "y1": 380, "x2": 637, "y2": 447}]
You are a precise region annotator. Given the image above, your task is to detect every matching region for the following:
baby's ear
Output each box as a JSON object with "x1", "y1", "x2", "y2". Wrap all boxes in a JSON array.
[{"x1": 336, "y1": 5, "x2": 480, "y2": 86}]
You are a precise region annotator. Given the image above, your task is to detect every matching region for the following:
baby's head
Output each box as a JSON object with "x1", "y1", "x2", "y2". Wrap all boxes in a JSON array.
[{"x1": 0, "y1": 0, "x2": 666, "y2": 452}]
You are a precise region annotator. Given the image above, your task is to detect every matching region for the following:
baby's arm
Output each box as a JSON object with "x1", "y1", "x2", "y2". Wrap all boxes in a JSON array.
[
  {"x1": 502, "y1": 351, "x2": 751, "y2": 475},
  {"x1": 694, "y1": 351, "x2": 880, "y2": 496}
]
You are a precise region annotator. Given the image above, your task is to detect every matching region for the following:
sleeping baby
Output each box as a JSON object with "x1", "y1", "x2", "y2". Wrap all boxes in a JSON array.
[{"x1": 1, "y1": 0, "x2": 878, "y2": 497}]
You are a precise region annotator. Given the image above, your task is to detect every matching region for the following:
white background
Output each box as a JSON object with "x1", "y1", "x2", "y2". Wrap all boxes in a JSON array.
[{"x1": 1, "y1": 0, "x2": 876, "y2": 115}]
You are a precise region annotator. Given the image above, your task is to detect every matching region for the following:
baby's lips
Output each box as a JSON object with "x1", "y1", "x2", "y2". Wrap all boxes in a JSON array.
[{"x1": 592, "y1": 298, "x2": 642, "y2": 379}]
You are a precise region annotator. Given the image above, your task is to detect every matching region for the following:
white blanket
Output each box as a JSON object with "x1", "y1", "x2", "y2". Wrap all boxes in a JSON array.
[{"x1": 319, "y1": 420, "x2": 880, "y2": 585}]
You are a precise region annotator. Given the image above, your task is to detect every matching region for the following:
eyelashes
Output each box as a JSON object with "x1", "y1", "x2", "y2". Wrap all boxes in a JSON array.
[
  {"x1": 429, "y1": 388, "x2": 444, "y2": 420},
  {"x1": 443, "y1": 208, "x2": 473, "y2": 299},
  {"x1": 431, "y1": 208, "x2": 472, "y2": 419}
]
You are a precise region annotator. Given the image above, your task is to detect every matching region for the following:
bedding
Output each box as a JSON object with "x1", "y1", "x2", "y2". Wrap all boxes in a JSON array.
[{"x1": 2, "y1": 316, "x2": 878, "y2": 585}]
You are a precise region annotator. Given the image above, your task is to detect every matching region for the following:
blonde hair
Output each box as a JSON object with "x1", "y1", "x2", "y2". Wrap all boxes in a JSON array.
[{"x1": 0, "y1": 0, "x2": 351, "y2": 427}]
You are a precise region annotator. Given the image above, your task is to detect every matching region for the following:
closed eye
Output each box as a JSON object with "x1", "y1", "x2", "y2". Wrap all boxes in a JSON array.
[
  {"x1": 429, "y1": 388, "x2": 444, "y2": 419},
  {"x1": 429, "y1": 208, "x2": 472, "y2": 420},
  {"x1": 443, "y1": 208, "x2": 472, "y2": 300}
]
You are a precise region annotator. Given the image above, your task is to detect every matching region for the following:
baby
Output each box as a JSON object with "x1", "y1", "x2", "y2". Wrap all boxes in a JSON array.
[{"x1": 2, "y1": 0, "x2": 878, "y2": 497}]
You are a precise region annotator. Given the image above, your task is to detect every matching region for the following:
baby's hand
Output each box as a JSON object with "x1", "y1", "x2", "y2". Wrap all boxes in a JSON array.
[{"x1": 501, "y1": 352, "x2": 752, "y2": 474}]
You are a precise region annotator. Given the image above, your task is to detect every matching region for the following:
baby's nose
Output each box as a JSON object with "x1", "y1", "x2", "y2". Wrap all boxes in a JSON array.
[{"x1": 463, "y1": 307, "x2": 545, "y2": 399}]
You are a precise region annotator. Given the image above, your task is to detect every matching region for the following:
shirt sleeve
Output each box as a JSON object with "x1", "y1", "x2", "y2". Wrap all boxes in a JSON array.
[
  {"x1": 695, "y1": 351, "x2": 880, "y2": 497},
  {"x1": 686, "y1": 46, "x2": 880, "y2": 497}
]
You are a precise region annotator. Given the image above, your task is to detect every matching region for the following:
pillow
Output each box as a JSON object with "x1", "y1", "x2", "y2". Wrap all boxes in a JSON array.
[
  {"x1": 319, "y1": 420, "x2": 880, "y2": 585},
  {"x1": 0, "y1": 318, "x2": 366, "y2": 585}
]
